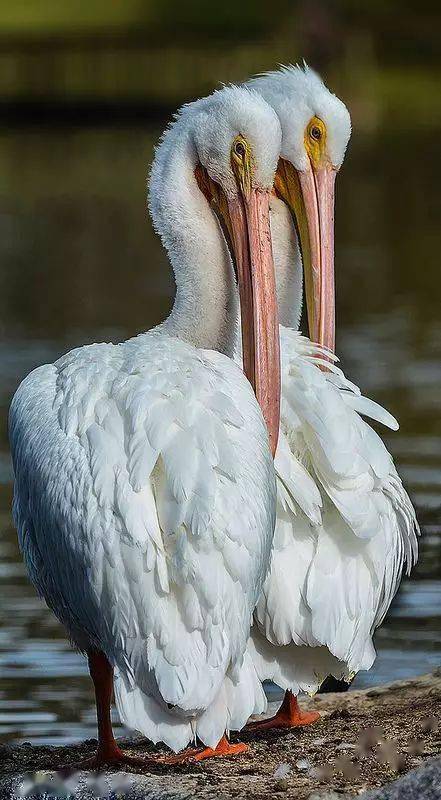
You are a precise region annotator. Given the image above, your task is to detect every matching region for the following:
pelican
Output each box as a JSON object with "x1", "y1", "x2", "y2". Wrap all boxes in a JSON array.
[
  {"x1": 8, "y1": 85, "x2": 283, "y2": 765},
  {"x1": 240, "y1": 65, "x2": 419, "y2": 728}
]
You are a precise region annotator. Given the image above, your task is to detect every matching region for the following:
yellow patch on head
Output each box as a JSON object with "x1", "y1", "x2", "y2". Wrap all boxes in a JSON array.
[
  {"x1": 231, "y1": 135, "x2": 253, "y2": 199},
  {"x1": 304, "y1": 116, "x2": 327, "y2": 167}
]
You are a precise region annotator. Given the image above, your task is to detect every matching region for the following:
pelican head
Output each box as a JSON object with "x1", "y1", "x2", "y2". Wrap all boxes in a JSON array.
[
  {"x1": 192, "y1": 88, "x2": 283, "y2": 452},
  {"x1": 152, "y1": 86, "x2": 282, "y2": 454},
  {"x1": 250, "y1": 65, "x2": 351, "y2": 352}
]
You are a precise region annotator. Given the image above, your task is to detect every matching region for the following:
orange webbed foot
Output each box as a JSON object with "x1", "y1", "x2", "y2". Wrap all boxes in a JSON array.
[
  {"x1": 154, "y1": 735, "x2": 249, "y2": 764},
  {"x1": 247, "y1": 691, "x2": 320, "y2": 732}
]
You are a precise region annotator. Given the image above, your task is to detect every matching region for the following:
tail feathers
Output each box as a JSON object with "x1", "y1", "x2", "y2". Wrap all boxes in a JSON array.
[
  {"x1": 360, "y1": 636, "x2": 376, "y2": 671},
  {"x1": 196, "y1": 653, "x2": 267, "y2": 746},
  {"x1": 305, "y1": 503, "x2": 378, "y2": 673},
  {"x1": 248, "y1": 625, "x2": 350, "y2": 695},
  {"x1": 226, "y1": 651, "x2": 267, "y2": 730},
  {"x1": 113, "y1": 652, "x2": 267, "y2": 752},
  {"x1": 114, "y1": 668, "x2": 193, "y2": 753}
]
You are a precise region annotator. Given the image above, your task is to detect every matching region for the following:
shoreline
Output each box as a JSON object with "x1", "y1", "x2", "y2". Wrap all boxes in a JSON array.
[{"x1": 1, "y1": 670, "x2": 440, "y2": 799}]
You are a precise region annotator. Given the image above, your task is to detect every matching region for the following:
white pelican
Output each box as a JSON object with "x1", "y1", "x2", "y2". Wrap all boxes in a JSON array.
[
  {"x1": 8, "y1": 86, "x2": 283, "y2": 765},
  {"x1": 241, "y1": 66, "x2": 419, "y2": 728}
]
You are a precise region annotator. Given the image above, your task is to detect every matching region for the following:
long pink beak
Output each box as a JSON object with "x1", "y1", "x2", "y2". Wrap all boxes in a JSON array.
[
  {"x1": 298, "y1": 164, "x2": 336, "y2": 353},
  {"x1": 228, "y1": 188, "x2": 281, "y2": 457}
]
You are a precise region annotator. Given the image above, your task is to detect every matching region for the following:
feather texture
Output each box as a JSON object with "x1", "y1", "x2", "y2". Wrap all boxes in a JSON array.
[
  {"x1": 248, "y1": 328, "x2": 419, "y2": 692},
  {"x1": 10, "y1": 330, "x2": 276, "y2": 751}
]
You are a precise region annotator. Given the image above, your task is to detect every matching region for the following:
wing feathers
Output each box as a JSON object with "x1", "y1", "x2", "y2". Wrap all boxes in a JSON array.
[
  {"x1": 254, "y1": 327, "x2": 419, "y2": 681},
  {"x1": 10, "y1": 332, "x2": 276, "y2": 740}
]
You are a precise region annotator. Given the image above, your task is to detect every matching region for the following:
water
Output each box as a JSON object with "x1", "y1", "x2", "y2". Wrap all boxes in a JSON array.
[{"x1": 0, "y1": 122, "x2": 440, "y2": 745}]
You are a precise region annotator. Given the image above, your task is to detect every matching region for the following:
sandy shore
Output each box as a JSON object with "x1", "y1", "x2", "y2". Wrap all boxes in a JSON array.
[{"x1": 1, "y1": 670, "x2": 440, "y2": 799}]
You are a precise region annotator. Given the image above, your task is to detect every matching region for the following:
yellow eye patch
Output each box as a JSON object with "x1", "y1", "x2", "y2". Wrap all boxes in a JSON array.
[
  {"x1": 231, "y1": 135, "x2": 253, "y2": 199},
  {"x1": 231, "y1": 135, "x2": 250, "y2": 163},
  {"x1": 304, "y1": 116, "x2": 327, "y2": 167}
]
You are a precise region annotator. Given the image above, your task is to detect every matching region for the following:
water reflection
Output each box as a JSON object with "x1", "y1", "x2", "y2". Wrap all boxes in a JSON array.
[{"x1": 0, "y1": 121, "x2": 440, "y2": 744}]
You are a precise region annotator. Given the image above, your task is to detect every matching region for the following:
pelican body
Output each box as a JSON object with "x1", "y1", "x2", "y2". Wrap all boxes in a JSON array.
[
  {"x1": 242, "y1": 66, "x2": 419, "y2": 723},
  {"x1": 9, "y1": 86, "x2": 283, "y2": 762}
]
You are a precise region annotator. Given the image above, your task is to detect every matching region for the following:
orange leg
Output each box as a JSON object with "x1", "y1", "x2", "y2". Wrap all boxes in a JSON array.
[
  {"x1": 247, "y1": 690, "x2": 320, "y2": 731},
  {"x1": 156, "y1": 735, "x2": 249, "y2": 764},
  {"x1": 61, "y1": 651, "x2": 151, "y2": 771}
]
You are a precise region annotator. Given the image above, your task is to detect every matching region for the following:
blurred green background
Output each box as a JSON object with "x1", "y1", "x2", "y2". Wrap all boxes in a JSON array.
[
  {"x1": 0, "y1": 0, "x2": 438, "y2": 126},
  {"x1": 0, "y1": 0, "x2": 440, "y2": 745}
]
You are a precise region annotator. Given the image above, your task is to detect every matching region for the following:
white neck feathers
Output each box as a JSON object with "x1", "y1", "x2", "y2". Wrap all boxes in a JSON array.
[
  {"x1": 270, "y1": 195, "x2": 303, "y2": 330},
  {"x1": 148, "y1": 119, "x2": 238, "y2": 356}
]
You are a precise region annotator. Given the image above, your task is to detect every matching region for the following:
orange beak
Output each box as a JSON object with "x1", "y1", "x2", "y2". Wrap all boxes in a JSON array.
[
  {"x1": 195, "y1": 165, "x2": 280, "y2": 457},
  {"x1": 227, "y1": 188, "x2": 280, "y2": 456},
  {"x1": 275, "y1": 158, "x2": 336, "y2": 353}
]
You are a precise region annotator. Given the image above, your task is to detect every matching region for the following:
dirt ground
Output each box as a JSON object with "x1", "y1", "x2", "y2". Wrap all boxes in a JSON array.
[{"x1": 1, "y1": 670, "x2": 440, "y2": 799}]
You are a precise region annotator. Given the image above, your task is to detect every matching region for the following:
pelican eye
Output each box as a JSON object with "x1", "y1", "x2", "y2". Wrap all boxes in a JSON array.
[
  {"x1": 231, "y1": 136, "x2": 252, "y2": 197},
  {"x1": 234, "y1": 141, "x2": 246, "y2": 158},
  {"x1": 305, "y1": 117, "x2": 327, "y2": 165}
]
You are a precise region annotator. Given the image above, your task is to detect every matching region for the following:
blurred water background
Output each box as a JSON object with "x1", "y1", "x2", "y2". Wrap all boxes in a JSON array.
[{"x1": 0, "y1": 0, "x2": 440, "y2": 746}]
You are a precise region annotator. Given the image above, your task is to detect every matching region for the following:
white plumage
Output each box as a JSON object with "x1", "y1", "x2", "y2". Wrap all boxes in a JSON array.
[
  {"x1": 241, "y1": 66, "x2": 419, "y2": 697},
  {"x1": 248, "y1": 329, "x2": 418, "y2": 693},
  {"x1": 9, "y1": 86, "x2": 283, "y2": 755},
  {"x1": 10, "y1": 334, "x2": 274, "y2": 750}
]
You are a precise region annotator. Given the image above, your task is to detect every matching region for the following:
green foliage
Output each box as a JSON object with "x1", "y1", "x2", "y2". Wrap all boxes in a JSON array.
[
  {"x1": 152, "y1": 0, "x2": 291, "y2": 38},
  {"x1": 0, "y1": 0, "x2": 291, "y2": 38}
]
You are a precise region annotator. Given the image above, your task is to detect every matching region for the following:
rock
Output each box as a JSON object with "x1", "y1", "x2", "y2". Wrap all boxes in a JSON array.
[
  {"x1": 296, "y1": 759, "x2": 311, "y2": 771},
  {"x1": 358, "y1": 757, "x2": 441, "y2": 799}
]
